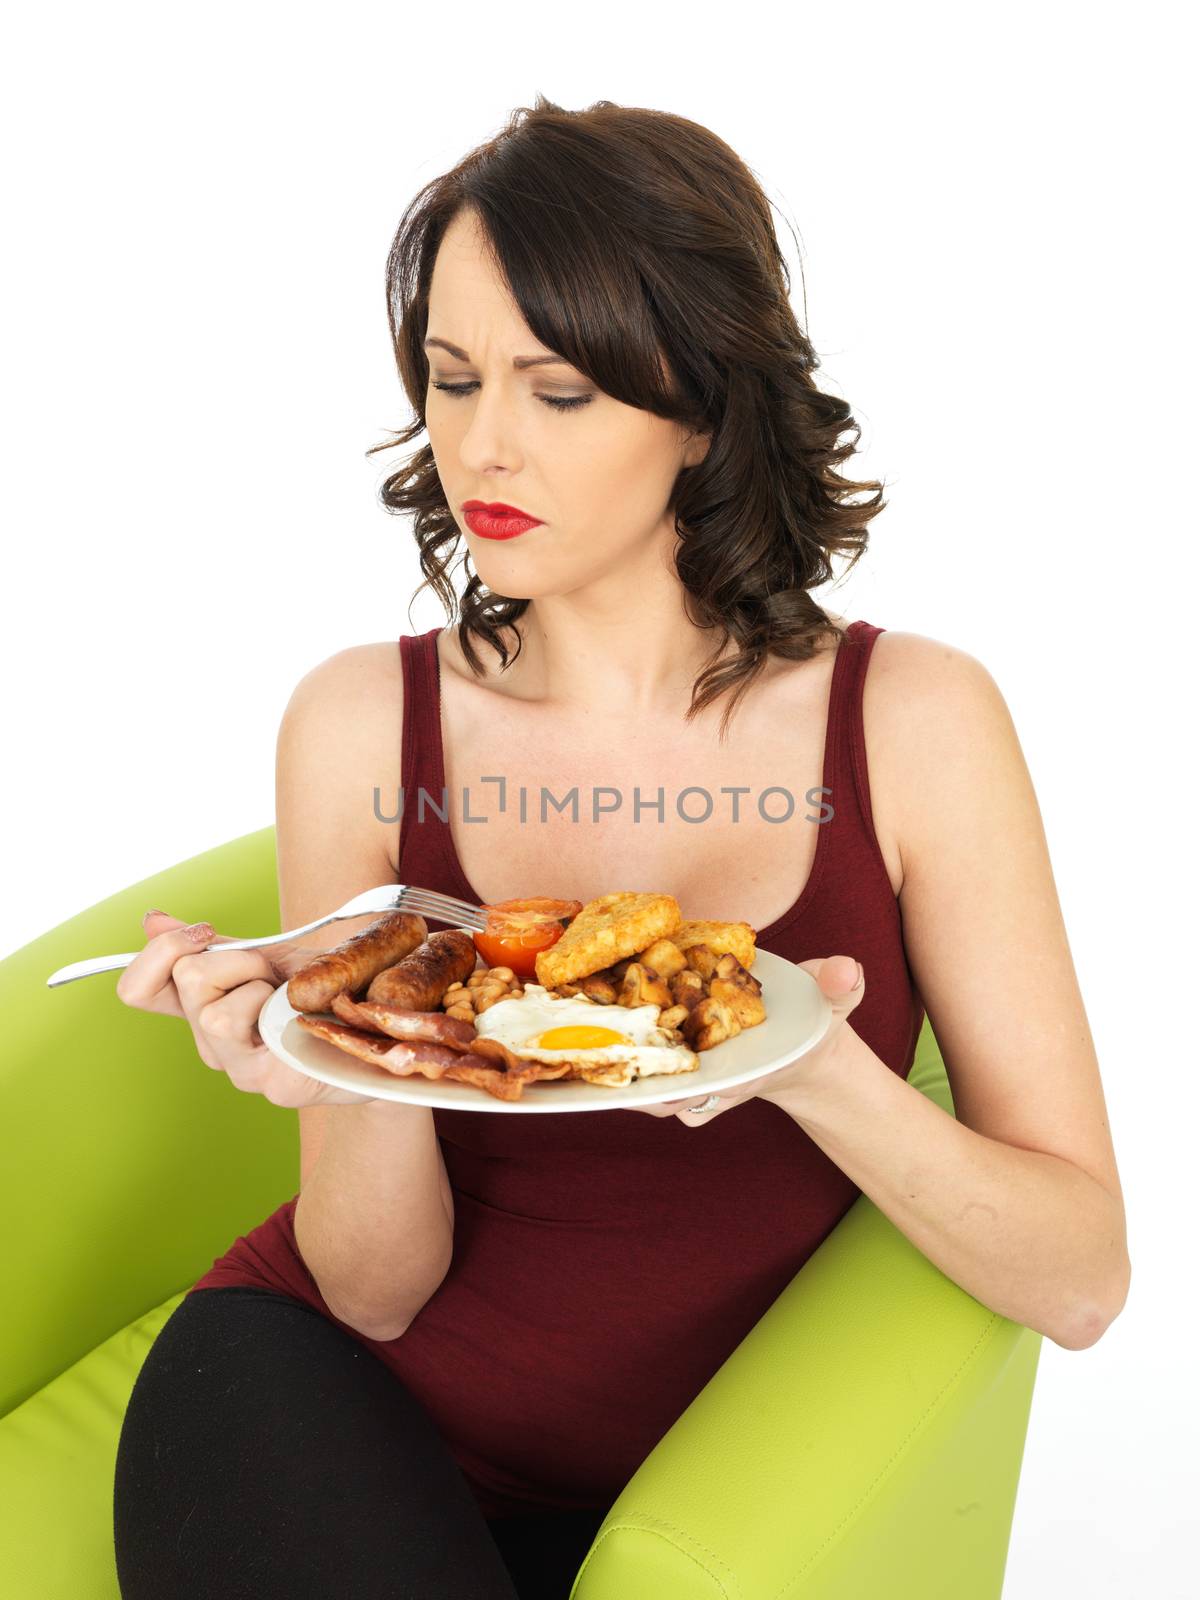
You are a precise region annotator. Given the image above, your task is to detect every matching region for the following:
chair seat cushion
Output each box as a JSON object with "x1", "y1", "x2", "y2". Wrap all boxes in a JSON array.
[{"x1": 0, "y1": 1291, "x2": 186, "y2": 1599}]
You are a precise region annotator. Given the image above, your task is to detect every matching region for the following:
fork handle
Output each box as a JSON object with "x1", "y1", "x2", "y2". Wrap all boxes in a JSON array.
[
  {"x1": 44, "y1": 912, "x2": 342, "y2": 986},
  {"x1": 46, "y1": 938, "x2": 244, "y2": 986},
  {"x1": 46, "y1": 952, "x2": 145, "y2": 986},
  {"x1": 44, "y1": 900, "x2": 473, "y2": 987}
]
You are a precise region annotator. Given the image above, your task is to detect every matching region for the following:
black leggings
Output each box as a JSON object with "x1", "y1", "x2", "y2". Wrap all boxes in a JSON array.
[{"x1": 112, "y1": 1286, "x2": 610, "y2": 1599}]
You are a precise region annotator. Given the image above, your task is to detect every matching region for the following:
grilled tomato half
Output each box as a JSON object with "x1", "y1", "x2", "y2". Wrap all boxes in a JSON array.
[{"x1": 474, "y1": 897, "x2": 583, "y2": 978}]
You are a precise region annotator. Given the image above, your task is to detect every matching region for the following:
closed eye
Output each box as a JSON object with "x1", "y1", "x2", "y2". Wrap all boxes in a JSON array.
[{"x1": 431, "y1": 381, "x2": 592, "y2": 413}]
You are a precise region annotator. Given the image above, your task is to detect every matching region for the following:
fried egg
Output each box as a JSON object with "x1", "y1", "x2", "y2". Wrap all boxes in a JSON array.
[{"x1": 473, "y1": 984, "x2": 699, "y2": 1084}]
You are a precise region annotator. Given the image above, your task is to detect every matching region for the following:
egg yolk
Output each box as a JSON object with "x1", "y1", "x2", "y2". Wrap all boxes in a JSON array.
[{"x1": 535, "y1": 1025, "x2": 630, "y2": 1050}]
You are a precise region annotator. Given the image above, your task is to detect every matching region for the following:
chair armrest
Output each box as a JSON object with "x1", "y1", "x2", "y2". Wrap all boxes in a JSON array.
[
  {"x1": 0, "y1": 827, "x2": 297, "y2": 1418},
  {"x1": 573, "y1": 1025, "x2": 1043, "y2": 1599}
]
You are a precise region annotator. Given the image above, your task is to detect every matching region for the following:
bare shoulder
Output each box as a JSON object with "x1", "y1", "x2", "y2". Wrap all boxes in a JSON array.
[
  {"x1": 864, "y1": 628, "x2": 1009, "y2": 735},
  {"x1": 860, "y1": 629, "x2": 1011, "y2": 897},
  {"x1": 284, "y1": 640, "x2": 403, "y2": 714},
  {"x1": 864, "y1": 627, "x2": 1000, "y2": 690},
  {"x1": 278, "y1": 641, "x2": 404, "y2": 869},
  {"x1": 281, "y1": 641, "x2": 404, "y2": 758}
]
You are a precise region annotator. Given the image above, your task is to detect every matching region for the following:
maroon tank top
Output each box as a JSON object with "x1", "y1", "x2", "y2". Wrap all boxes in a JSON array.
[{"x1": 191, "y1": 621, "x2": 926, "y2": 1518}]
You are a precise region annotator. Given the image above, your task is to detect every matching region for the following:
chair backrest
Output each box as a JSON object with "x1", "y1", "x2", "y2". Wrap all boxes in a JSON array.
[{"x1": 1, "y1": 826, "x2": 293, "y2": 1417}]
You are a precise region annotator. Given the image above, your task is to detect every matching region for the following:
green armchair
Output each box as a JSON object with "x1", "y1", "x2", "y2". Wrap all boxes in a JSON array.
[{"x1": 0, "y1": 828, "x2": 1041, "y2": 1598}]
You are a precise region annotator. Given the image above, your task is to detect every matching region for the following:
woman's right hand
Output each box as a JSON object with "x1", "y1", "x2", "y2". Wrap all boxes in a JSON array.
[{"x1": 115, "y1": 909, "x2": 377, "y2": 1107}]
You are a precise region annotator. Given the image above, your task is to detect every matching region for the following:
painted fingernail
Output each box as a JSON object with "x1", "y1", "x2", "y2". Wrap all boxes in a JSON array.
[
  {"x1": 142, "y1": 908, "x2": 168, "y2": 925},
  {"x1": 186, "y1": 922, "x2": 215, "y2": 944}
]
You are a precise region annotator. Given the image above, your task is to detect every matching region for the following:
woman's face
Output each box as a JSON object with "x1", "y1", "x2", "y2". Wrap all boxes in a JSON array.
[{"x1": 424, "y1": 208, "x2": 708, "y2": 602}]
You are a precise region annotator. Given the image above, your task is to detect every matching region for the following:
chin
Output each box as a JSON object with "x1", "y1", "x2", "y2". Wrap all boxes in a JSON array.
[{"x1": 469, "y1": 547, "x2": 579, "y2": 602}]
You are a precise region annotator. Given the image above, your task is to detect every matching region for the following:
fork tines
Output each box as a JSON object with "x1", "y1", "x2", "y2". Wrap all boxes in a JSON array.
[{"x1": 396, "y1": 887, "x2": 487, "y2": 931}]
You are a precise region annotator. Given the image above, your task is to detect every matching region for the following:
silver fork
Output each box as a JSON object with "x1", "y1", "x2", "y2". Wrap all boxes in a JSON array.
[{"x1": 45, "y1": 885, "x2": 488, "y2": 988}]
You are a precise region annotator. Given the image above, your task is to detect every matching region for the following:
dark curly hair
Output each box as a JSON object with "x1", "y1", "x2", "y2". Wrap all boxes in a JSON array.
[{"x1": 367, "y1": 95, "x2": 886, "y2": 739}]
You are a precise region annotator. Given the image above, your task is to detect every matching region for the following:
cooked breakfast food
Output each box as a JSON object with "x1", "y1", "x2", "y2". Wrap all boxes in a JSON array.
[
  {"x1": 671, "y1": 918, "x2": 757, "y2": 971},
  {"x1": 532, "y1": 892, "x2": 683, "y2": 989},
  {"x1": 472, "y1": 987, "x2": 700, "y2": 1084},
  {"x1": 286, "y1": 910, "x2": 428, "y2": 1014},
  {"x1": 471, "y1": 897, "x2": 583, "y2": 978},
  {"x1": 296, "y1": 1016, "x2": 470, "y2": 1080},
  {"x1": 363, "y1": 928, "x2": 478, "y2": 1009},
  {"x1": 328, "y1": 991, "x2": 478, "y2": 1050},
  {"x1": 288, "y1": 893, "x2": 767, "y2": 1103},
  {"x1": 441, "y1": 965, "x2": 525, "y2": 1021}
]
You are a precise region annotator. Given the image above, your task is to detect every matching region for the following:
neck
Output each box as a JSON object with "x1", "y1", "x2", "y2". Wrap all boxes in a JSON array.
[{"x1": 498, "y1": 589, "x2": 734, "y2": 718}]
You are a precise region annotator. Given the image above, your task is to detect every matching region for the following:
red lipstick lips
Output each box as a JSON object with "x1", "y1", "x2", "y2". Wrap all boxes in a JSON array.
[{"x1": 462, "y1": 500, "x2": 545, "y2": 540}]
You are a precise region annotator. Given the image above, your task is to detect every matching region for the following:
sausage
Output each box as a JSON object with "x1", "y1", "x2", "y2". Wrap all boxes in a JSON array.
[
  {"x1": 286, "y1": 911, "x2": 428, "y2": 1014},
  {"x1": 365, "y1": 928, "x2": 478, "y2": 1011},
  {"x1": 329, "y1": 991, "x2": 477, "y2": 1051},
  {"x1": 297, "y1": 1015, "x2": 469, "y2": 1079}
]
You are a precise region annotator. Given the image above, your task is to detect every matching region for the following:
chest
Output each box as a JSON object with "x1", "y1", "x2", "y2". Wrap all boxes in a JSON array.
[{"x1": 425, "y1": 669, "x2": 839, "y2": 936}]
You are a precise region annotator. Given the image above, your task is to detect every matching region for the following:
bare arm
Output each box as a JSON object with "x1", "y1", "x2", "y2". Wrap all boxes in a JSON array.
[
  {"x1": 769, "y1": 633, "x2": 1129, "y2": 1349},
  {"x1": 295, "y1": 1099, "x2": 453, "y2": 1340},
  {"x1": 277, "y1": 643, "x2": 455, "y2": 1339}
]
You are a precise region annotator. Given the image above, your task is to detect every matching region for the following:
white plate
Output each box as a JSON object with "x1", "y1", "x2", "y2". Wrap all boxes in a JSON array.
[{"x1": 257, "y1": 945, "x2": 832, "y2": 1114}]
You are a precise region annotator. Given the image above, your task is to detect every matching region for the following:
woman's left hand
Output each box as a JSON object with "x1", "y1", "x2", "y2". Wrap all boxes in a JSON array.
[{"x1": 628, "y1": 954, "x2": 866, "y2": 1123}]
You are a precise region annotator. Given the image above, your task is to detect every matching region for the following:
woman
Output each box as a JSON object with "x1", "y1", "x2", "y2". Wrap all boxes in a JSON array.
[{"x1": 112, "y1": 97, "x2": 1129, "y2": 1599}]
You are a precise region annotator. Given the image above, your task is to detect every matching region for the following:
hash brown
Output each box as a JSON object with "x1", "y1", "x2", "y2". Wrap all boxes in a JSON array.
[
  {"x1": 672, "y1": 918, "x2": 757, "y2": 970},
  {"x1": 534, "y1": 892, "x2": 682, "y2": 988}
]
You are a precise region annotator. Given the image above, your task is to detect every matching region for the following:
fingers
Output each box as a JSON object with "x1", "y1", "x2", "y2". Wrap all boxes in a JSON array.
[
  {"x1": 196, "y1": 979, "x2": 278, "y2": 1084},
  {"x1": 142, "y1": 909, "x2": 211, "y2": 941},
  {"x1": 141, "y1": 911, "x2": 316, "y2": 985},
  {"x1": 797, "y1": 954, "x2": 865, "y2": 1003},
  {"x1": 193, "y1": 977, "x2": 365, "y2": 1107},
  {"x1": 828, "y1": 955, "x2": 865, "y2": 993},
  {"x1": 630, "y1": 1095, "x2": 720, "y2": 1118},
  {"x1": 116, "y1": 911, "x2": 276, "y2": 1018},
  {"x1": 170, "y1": 946, "x2": 277, "y2": 1009},
  {"x1": 671, "y1": 1101, "x2": 727, "y2": 1121},
  {"x1": 198, "y1": 978, "x2": 276, "y2": 1051},
  {"x1": 115, "y1": 912, "x2": 376, "y2": 1108},
  {"x1": 116, "y1": 914, "x2": 208, "y2": 1017}
]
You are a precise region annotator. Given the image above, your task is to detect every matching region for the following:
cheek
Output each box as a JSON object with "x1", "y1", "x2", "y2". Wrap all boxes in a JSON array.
[{"x1": 551, "y1": 413, "x2": 681, "y2": 534}]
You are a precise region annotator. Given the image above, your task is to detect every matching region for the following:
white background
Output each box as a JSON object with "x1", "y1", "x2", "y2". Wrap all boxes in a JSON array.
[{"x1": 4, "y1": 3, "x2": 1195, "y2": 1592}]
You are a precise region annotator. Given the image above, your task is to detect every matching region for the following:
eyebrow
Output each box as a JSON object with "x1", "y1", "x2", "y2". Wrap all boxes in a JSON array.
[{"x1": 424, "y1": 336, "x2": 573, "y2": 371}]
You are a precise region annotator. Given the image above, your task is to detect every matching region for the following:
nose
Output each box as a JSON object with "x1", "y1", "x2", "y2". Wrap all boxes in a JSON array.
[{"x1": 444, "y1": 380, "x2": 528, "y2": 475}]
